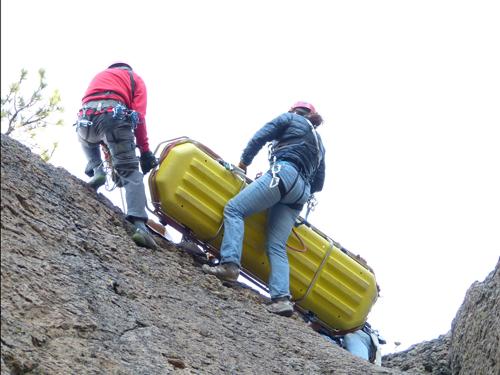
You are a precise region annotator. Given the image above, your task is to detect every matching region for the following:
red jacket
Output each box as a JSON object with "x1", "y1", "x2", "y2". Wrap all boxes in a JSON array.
[{"x1": 82, "y1": 68, "x2": 150, "y2": 153}]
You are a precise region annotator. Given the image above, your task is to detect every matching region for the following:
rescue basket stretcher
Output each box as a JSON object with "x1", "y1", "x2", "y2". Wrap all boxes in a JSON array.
[{"x1": 148, "y1": 137, "x2": 379, "y2": 332}]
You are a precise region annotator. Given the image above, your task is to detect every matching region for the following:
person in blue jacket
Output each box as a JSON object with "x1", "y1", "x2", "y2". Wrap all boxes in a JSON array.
[
  {"x1": 308, "y1": 319, "x2": 386, "y2": 365},
  {"x1": 343, "y1": 322, "x2": 385, "y2": 365},
  {"x1": 203, "y1": 101, "x2": 326, "y2": 317}
]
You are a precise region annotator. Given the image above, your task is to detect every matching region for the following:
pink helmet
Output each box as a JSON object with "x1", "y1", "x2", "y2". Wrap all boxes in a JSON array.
[{"x1": 290, "y1": 101, "x2": 316, "y2": 114}]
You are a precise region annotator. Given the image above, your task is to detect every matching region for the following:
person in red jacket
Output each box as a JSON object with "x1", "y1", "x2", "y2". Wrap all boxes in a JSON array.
[{"x1": 75, "y1": 62, "x2": 158, "y2": 249}]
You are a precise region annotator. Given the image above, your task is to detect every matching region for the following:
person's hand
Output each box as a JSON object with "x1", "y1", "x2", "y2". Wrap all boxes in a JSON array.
[
  {"x1": 140, "y1": 151, "x2": 159, "y2": 174},
  {"x1": 238, "y1": 161, "x2": 247, "y2": 174}
]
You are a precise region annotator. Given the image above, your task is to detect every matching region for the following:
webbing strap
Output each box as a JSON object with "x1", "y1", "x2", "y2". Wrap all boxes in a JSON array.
[
  {"x1": 305, "y1": 118, "x2": 322, "y2": 169},
  {"x1": 293, "y1": 237, "x2": 335, "y2": 303},
  {"x1": 128, "y1": 70, "x2": 136, "y2": 98},
  {"x1": 278, "y1": 178, "x2": 286, "y2": 197},
  {"x1": 277, "y1": 169, "x2": 304, "y2": 210},
  {"x1": 78, "y1": 106, "x2": 114, "y2": 118}
]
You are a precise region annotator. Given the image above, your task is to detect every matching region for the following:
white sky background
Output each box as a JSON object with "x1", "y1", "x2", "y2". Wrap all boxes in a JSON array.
[{"x1": 2, "y1": 0, "x2": 499, "y2": 354}]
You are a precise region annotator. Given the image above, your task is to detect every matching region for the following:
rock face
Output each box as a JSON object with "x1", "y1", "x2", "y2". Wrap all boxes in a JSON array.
[
  {"x1": 382, "y1": 334, "x2": 451, "y2": 375},
  {"x1": 1, "y1": 134, "x2": 400, "y2": 374},
  {"x1": 2, "y1": 134, "x2": 498, "y2": 375},
  {"x1": 383, "y1": 261, "x2": 499, "y2": 375},
  {"x1": 449, "y1": 259, "x2": 499, "y2": 375}
]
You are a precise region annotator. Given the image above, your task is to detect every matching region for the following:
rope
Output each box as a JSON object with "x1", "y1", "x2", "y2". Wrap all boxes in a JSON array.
[
  {"x1": 286, "y1": 227, "x2": 307, "y2": 253},
  {"x1": 119, "y1": 186, "x2": 126, "y2": 213},
  {"x1": 99, "y1": 142, "x2": 144, "y2": 192}
]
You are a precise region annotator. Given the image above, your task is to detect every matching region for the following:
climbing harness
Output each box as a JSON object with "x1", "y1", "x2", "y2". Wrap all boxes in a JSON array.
[
  {"x1": 75, "y1": 102, "x2": 139, "y2": 130},
  {"x1": 76, "y1": 68, "x2": 139, "y2": 133},
  {"x1": 265, "y1": 117, "x2": 322, "y2": 205},
  {"x1": 269, "y1": 156, "x2": 307, "y2": 211}
]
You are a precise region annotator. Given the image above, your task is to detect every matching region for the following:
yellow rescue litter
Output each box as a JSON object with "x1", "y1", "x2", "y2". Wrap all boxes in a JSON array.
[{"x1": 149, "y1": 137, "x2": 379, "y2": 333}]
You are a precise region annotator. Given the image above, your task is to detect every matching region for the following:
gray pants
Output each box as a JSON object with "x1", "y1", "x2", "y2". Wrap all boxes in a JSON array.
[{"x1": 76, "y1": 112, "x2": 148, "y2": 222}]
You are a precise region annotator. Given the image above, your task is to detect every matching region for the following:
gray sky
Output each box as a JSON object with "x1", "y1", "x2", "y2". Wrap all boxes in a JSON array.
[{"x1": 2, "y1": 0, "x2": 499, "y2": 353}]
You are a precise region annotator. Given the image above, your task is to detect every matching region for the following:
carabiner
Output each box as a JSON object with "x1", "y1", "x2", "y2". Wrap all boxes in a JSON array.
[
  {"x1": 269, "y1": 156, "x2": 281, "y2": 188},
  {"x1": 269, "y1": 176, "x2": 280, "y2": 188}
]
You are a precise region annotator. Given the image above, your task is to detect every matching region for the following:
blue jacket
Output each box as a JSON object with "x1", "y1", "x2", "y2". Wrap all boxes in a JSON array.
[{"x1": 241, "y1": 112, "x2": 326, "y2": 193}]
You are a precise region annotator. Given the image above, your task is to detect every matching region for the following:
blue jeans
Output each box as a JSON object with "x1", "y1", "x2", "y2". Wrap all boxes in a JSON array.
[
  {"x1": 220, "y1": 161, "x2": 310, "y2": 299},
  {"x1": 344, "y1": 329, "x2": 372, "y2": 361}
]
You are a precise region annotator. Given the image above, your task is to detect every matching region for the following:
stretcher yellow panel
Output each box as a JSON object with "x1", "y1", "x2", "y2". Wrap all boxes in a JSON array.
[{"x1": 149, "y1": 138, "x2": 378, "y2": 331}]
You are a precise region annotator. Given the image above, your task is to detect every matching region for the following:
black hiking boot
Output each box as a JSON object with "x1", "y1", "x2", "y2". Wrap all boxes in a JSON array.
[
  {"x1": 131, "y1": 220, "x2": 156, "y2": 250},
  {"x1": 132, "y1": 228, "x2": 156, "y2": 249},
  {"x1": 88, "y1": 167, "x2": 106, "y2": 190}
]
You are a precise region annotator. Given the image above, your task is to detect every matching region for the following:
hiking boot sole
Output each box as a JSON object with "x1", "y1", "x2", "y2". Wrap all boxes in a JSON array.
[
  {"x1": 272, "y1": 309, "x2": 294, "y2": 317},
  {"x1": 267, "y1": 300, "x2": 294, "y2": 317}
]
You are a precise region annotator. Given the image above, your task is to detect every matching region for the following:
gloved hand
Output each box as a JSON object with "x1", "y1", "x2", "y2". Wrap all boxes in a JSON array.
[
  {"x1": 140, "y1": 151, "x2": 159, "y2": 174},
  {"x1": 238, "y1": 161, "x2": 247, "y2": 174}
]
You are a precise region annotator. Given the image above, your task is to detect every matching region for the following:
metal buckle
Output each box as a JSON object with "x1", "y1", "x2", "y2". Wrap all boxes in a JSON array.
[
  {"x1": 76, "y1": 119, "x2": 93, "y2": 127},
  {"x1": 271, "y1": 163, "x2": 281, "y2": 175}
]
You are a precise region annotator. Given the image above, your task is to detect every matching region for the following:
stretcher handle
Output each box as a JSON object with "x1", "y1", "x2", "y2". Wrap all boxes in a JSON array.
[{"x1": 293, "y1": 238, "x2": 335, "y2": 303}]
